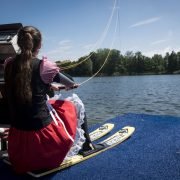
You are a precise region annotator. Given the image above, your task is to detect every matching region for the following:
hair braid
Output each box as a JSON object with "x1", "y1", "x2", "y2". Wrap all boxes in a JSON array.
[{"x1": 9, "y1": 26, "x2": 42, "y2": 104}]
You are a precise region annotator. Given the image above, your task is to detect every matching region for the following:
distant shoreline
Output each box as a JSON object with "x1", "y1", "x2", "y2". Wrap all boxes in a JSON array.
[{"x1": 72, "y1": 71, "x2": 180, "y2": 77}]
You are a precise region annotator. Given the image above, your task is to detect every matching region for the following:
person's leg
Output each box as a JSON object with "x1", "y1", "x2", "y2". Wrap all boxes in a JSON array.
[
  {"x1": 80, "y1": 114, "x2": 105, "y2": 154},
  {"x1": 81, "y1": 113, "x2": 94, "y2": 151}
]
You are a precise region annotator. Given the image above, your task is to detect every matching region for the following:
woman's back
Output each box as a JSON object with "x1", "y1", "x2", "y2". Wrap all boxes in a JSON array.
[{"x1": 5, "y1": 57, "x2": 51, "y2": 130}]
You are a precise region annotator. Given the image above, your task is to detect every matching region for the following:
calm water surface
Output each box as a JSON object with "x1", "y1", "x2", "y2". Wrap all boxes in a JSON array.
[{"x1": 61, "y1": 75, "x2": 180, "y2": 125}]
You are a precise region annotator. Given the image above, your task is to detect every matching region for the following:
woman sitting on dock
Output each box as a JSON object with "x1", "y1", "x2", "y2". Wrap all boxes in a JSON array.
[{"x1": 4, "y1": 26, "x2": 103, "y2": 173}]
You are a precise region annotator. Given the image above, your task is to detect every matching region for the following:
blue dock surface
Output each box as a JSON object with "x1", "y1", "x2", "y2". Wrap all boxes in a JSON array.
[{"x1": 0, "y1": 113, "x2": 180, "y2": 180}]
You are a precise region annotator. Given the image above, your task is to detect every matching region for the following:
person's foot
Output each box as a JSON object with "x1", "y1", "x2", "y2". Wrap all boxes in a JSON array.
[
  {"x1": 81, "y1": 142, "x2": 94, "y2": 151},
  {"x1": 79, "y1": 143, "x2": 105, "y2": 157}
]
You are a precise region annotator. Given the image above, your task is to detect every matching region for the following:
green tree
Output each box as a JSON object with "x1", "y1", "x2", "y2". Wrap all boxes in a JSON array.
[
  {"x1": 176, "y1": 52, "x2": 180, "y2": 70},
  {"x1": 151, "y1": 54, "x2": 165, "y2": 73},
  {"x1": 134, "y1": 51, "x2": 145, "y2": 73},
  {"x1": 143, "y1": 56, "x2": 153, "y2": 72},
  {"x1": 92, "y1": 48, "x2": 109, "y2": 75},
  {"x1": 167, "y1": 51, "x2": 178, "y2": 73},
  {"x1": 124, "y1": 51, "x2": 135, "y2": 74},
  {"x1": 73, "y1": 56, "x2": 93, "y2": 76},
  {"x1": 103, "y1": 49, "x2": 120, "y2": 75}
]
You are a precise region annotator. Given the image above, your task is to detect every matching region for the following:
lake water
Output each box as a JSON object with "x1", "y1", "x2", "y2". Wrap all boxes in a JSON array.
[{"x1": 60, "y1": 75, "x2": 180, "y2": 125}]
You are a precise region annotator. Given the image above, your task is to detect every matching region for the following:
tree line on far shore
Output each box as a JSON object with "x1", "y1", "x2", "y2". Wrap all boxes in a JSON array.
[{"x1": 55, "y1": 48, "x2": 180, "y2": 77}]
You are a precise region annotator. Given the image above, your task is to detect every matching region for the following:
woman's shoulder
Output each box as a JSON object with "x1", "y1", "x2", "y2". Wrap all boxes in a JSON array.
[
  {"x1": 40, "y1": 56, "x2": 60, "y2": 84},
  {"x1": 40, "y1": 56, "x2": 59, "y2": 69},
  {"x1": 40, "y1": 56, "x2": 60, "y2": 72}
]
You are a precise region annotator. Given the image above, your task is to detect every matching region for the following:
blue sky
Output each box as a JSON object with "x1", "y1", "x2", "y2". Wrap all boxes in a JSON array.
[{"x1": 1, "y1": 0, "x2": 180, "y2": 61}]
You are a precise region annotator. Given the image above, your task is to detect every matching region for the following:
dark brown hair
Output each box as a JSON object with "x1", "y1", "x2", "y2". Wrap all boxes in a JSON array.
[{"x1": 6, "y1": 26, "x2": 42, "y2": 104}]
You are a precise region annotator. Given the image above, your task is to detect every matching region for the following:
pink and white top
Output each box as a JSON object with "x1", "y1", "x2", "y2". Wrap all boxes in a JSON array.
[
  {"x1": 4, "y1": 56, "x2": 60, "y2": 84},
  {"x1": 40, "y1": 56, "x2": 60, "y2": 84}
]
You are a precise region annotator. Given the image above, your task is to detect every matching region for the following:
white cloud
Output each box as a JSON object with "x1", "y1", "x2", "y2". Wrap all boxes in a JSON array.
[
  {"x1": 150, "y1": 30, "x2": 173, "y2": 45},
  {"x1": 41, "y1": 39, "x2": 74, "y2": 60},
  {"x1": 143, "y1": 46, "x2": 180, "y2": 57},
  {"x1": 130, "y1": 17, "x2": 161, "y2": 28},
  {"x1": 46, "y1": 46, "x2": 72, "y2": 55},
  {"x1": 151, "y1": 39, "x2": 169, "y2": 45},
  {"x1": 58, "y1": 40, "x2": 72, "y2": 46},
  {"x1": 83, "y1": 43, "x2": 96, "y2": 50}
]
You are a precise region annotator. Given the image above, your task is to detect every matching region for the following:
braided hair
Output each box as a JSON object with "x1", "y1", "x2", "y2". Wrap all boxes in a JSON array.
[{"x1": 6, "y1": 26, "x2": 42, "y2": 104}]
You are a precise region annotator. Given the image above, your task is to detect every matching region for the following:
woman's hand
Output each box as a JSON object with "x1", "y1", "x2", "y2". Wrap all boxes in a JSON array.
[
  {"x1": 50, "y1": 83, "x2": 79, "y2": 91},
  {"x1": 50, "y1": 84, "x2": 61, "y2": 91},
  {"x1": 65, "y1": 83, "x2": 79, "y2": 91}
]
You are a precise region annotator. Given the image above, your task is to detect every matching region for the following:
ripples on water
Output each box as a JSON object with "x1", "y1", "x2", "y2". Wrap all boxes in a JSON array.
[{"x1": 61, "y1": 75, "x2": 180, "y2": 125}]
